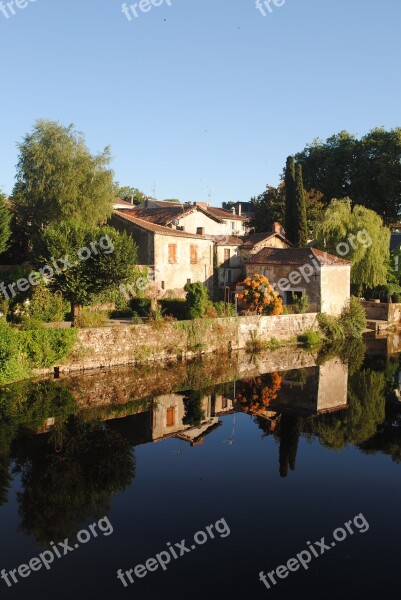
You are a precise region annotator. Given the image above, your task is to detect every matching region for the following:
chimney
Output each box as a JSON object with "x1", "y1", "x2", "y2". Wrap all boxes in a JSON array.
[
  {"x1": 231, "y1": 207, "x2": 236, "y2": 214},
  {"x1": 130, "y1": 195, "x2": 134, "y2": 205},
  {"x1": 272, "y1": 222, "x2": 281, "y2": 234},
  {"x1": 236, "y1": 203, "x2": 242, "y2": 216}
]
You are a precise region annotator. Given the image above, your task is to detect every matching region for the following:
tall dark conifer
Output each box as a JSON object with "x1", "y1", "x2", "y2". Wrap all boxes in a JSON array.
[
  {"x1": 0, "y1": 193, "x2": 11, "y2": 256},
  {"x1": 295, "y1": 163, "x2": 308, "y2": 246},
  {"x1": 284, "y1": 156, "x2": 296, "y2": 243}
]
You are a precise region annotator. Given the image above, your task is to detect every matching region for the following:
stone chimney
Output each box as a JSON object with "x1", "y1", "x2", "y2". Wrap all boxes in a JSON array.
[{"x1": 272, "y1": 222, "x2": 282, "y2": 234}]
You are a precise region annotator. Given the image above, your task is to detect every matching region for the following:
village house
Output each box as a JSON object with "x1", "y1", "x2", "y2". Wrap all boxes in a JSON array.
[
  {"x1": 111, "y1": 210, "x2": 215, "y2": 298},
  {"x1": 245, "y1": 247, "x2": 351, "y2": 315}
]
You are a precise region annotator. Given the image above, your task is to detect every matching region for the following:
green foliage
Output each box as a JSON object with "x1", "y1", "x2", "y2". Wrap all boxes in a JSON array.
[
  {"x1": 317, "y1": 313, "x2": 345, "y2": 341},
  {"x1": 159, "y1": 298, "x2": 187, "y2": 320},
  {"x1": 284, "y1": 156, "x2": 296, "y2": 244},
  {"x1": 25, "y1": 283, "x2": 67, "y2": 322},
  {"x1": 12, "y1": 120, "x2": 114, "y2": 242},
  {"x1": 184, "y1": 282, "x2": 210, "y2": 319},
  {"x1": 129, "y1": 297, "x2": 151, "y2": 316},
  {"x1": 315, "y1": 199, "x2": 390, "y2": 292},
  {"x1": 112, "y1": 183, "x2": 145, "y2": 204},
  {"x1": 317, "y1": 297, "x2": 366, "y2": 341},
  {"x1": 338, "y1": 296, "x2": 367, "y2": 338},
  {"x1": 183, "y1": 391, "x2": 205, "y2": 427},
  {"x1": 213, "y1": 301, "x2": 236, "y2": 317},
  {"x1": 291, "y1": 292, "x2": 309, "y2": 314},
  {"x1": 295, "y1": 128, "x2": 401, "y2": 225},
  {"x1": 0, "y1": 192, "x2": 11, "y2": 256},
  {"x1": 297, "y1": 331, "x2": 323, "y2": 347},
  {"x1": 250, "y1": 185, "x2": 285, "y2": 233},
  {"x1": 0, "y1": 320, "x2": 77, "y2": 383},
  {"x1": 294, "y1": 163, "x2": 308, "y2": 246},
  {"x1": 74, "y1": 309, "x2": 109, "y2": 328},
  {"x1": 37, "y1": 222, "x2": 138, "y2": 317}
]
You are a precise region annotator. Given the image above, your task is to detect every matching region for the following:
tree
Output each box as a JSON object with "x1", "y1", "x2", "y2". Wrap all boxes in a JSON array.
[
  {"x1": 295, "y1": 128, "x2": 401, "y2": 224},
  {"x1": 0, "y1": 192, "x2": 11, "y2": 256},
  {"x1": 237, "y1": 274, "x2": 283, "y2": 315},
  {"x1": 284, "y1": 156, "x2": 296, "y2": 244},
  {"x1": 250, "y1": 185, "x2": 285, "y2": 233},
  {"x1": 113, "y1": 184, "x2": 146, "y2": 205},
  {"x1": 315, "y1": 199, "x2": 390, "y2": 293},
  {"x1": 294, "y1": 164, "x2": 308, "y2": 246},
  {"x1": 12, "y1": 120, "x2": 114, "y2": 239},
  {"x1": 37, "y1": 223, "x2": 138, "y2": 322}
]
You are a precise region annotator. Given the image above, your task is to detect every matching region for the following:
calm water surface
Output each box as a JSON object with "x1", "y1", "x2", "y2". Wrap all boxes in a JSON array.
[{"x1": 0, "y1": 339, "x2": 400, "y2": 599}]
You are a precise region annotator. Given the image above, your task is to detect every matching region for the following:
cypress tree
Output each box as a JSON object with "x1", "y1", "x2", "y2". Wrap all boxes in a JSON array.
[
  {"x1": 0, "y1": 194, "x2": 11, "y2": 256},
  {"x1": 295, "y1": 163, "x2": 308, "y2": 246},
  {"x1": 284, "y1": 156, "x2": 296, "y2": 243}
]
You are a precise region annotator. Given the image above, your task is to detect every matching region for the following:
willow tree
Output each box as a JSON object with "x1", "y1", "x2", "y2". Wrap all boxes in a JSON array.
[
  {"x1": 315, "y1": 199, "x2": 390, "y2": 294},
  {"x1": 12, "y1": 120, "x2": 114, "y2": 239}
]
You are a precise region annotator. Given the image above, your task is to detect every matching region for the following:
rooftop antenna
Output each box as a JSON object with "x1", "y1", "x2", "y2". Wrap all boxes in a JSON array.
[{"x1": 152, "y1": 180, "x2": 156, "y2": 199}]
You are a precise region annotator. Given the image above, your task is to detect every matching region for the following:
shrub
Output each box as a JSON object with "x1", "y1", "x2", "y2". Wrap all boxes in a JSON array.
[
  {"x1": 291, "y1": 292, "x2": 309, "y2": 314},
  {"x1": 213, "y1": 301, "x2": 236, "y2": 317},
  {"x1": 297, "y1": 331, "x2": 323, "y2": 347},
  {"x1": 237, "y1": 274, "x2": 283, "y2": 315},
  {"x1": 129, "y1": 297, "x2": 151, "y2": 317},
  {"x1": 159, "y1": 298, "x2": 187, "y2": 320},
  {"x1": 0, "y1": 320, "x2": 29, "y2": 384},
  {"x1": 74, "y1": 309, "x2": 109, "y2": 328},
  {"x1": 18, "y1": 328, "x2": 78, "y2": 367},
  {"x1": 338, "y1": 296, "x2": 367, "y2": 338},
  {"x1": 184, "y1": 282, "x2": 210, "y2": 319},
  {"x1": 317, "y1": 313, "x2": 345, "y2": 341}
]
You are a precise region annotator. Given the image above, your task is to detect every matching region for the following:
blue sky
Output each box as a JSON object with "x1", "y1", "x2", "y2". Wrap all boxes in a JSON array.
[{"x1": 0, "y1": 0, "x2": 400, "y2": 205}]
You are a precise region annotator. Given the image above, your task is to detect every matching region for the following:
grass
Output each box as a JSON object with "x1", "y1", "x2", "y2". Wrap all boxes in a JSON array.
[{"x1": 297, "y1": 331, "x2": 323, "y2": 348}]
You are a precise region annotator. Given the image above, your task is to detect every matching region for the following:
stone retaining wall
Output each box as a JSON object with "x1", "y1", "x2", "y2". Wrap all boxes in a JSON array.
[{"x1": 49, "y1": 314, "x2": 318, "y2": 374}]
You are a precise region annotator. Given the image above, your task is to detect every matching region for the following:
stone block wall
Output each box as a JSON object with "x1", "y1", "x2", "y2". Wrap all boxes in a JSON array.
[{"x1": 52, "y1": 314, "x2": 318, "y2": 374}]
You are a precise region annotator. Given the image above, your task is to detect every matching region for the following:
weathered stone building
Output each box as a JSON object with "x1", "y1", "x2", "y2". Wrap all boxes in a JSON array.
[{"x1": 245, "y1": 247, "x2": 351, "y2": 315}]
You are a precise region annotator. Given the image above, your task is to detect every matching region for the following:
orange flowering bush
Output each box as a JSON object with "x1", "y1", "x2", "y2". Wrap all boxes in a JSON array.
[
  {"x1": 237, "y1": 274, "x2": 283, "y2": 315},
  {"x1": 236, "y1": 372, "x2": 282, "y2": 415}
]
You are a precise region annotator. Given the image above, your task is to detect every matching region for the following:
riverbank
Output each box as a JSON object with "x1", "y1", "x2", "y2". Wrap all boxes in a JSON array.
[{"x1": 33, "y1": 314, "x2": 319, "y2": 376}]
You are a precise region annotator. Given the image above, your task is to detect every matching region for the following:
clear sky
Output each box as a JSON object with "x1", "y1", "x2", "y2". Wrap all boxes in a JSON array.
[{"x1": 0, "y1": 0, "x2": 400, "y2": 205}]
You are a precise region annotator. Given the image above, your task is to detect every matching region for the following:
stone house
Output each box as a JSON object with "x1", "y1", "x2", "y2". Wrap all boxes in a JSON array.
[
  {"x1": 111, "y1": 210, "x2": 214, "y2": 298},
  {"x1": 245, "y1": 247, "x2": 351, "y2": 316}
]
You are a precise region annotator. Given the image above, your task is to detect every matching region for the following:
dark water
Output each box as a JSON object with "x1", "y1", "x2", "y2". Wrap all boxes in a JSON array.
[{"x1": 0, "y1": 340, "x2": 401, "y2": 599}]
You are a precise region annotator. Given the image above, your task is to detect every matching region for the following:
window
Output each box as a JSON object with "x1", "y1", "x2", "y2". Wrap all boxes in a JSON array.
[
  {"x1": 187, "y1": 278, "x2": 191, "y2": 285},
  {"x1": 190, "y1": 245, "x2": 198, "y2": 264},
  {"x1": 231, "y1": 221, "x2": 235, "y2": 231},
  {"x1": 168, "y1": 244, "x2": 177, "y2": 263},
  {"x1": 224, "y1": 248, "x2": 231, "y2": 264},
  {"x1": 161, "y1": 281, "x2": 165, "y2": 290},
  {"x1": 196, "y1": 227, "x2": 205, "y2": 235},
  {"x1": 166, "y1": 407, "x2": 176, "y2": 427}
]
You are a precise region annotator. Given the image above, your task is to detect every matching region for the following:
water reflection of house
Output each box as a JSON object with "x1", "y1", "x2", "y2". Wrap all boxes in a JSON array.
[{"x1": 269, "y1": 359, "x2": 348, "y2": 416}]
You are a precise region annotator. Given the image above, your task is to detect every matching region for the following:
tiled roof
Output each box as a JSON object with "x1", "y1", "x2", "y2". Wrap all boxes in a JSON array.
[
  {"x1": 130, "y1": 205, "x2": 224, "y2": 226},
  {"x1": 113, "y1": 198, "x2": 135, "y2": 208},
  {"x1": 242, "y1": 232, "x2": 292, "y2": 248},
  {"x1": 210, "y1": 235, "x2": 244, "y2": 246},
  {"x1": 113, "y1": 211, "x2": 214, "y2": 240},
  {"x1": 247, "y1": 247, "x2": 351, "y2": 266},
  {"x1": 207, "y1": 207, "x2": 248, "y2": 221}
]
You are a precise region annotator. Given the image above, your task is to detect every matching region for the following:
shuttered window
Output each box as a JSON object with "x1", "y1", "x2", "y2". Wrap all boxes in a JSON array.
[
  {"x1": 166, "y1": 407, "x2": 176, "y2": 427},
  {"x1": 190, "y1": 245, "x2": 198, "y2": 264},
  {"x1": 168, "y1": 244, "x2": 177, "y2": 263}
]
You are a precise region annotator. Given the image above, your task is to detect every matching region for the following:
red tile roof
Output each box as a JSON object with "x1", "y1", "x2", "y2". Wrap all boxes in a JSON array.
[
  {"x1": 210, "y1": 235, "x2": 244, "y2": 246},
  {"x1": 247, "y1": 247, "x2": 351, "y2": 266},
  {"x1": 207, "y1": 206, "x2": 248, "y2": 221},
  {"x1": 129, "y1": 205, "x2": 224, "y2": 226},
  {"x1": 113, "y1": 211, "x2": 214, "y2": 240},
  {"x1": 242, "y1": 232, "x2": 292, "y2": 248}
]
